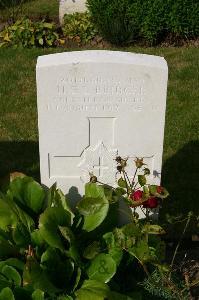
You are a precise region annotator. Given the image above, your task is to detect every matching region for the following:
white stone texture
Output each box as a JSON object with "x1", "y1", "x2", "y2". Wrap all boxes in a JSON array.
[
  {"x1": 36, "y1": 50, "x2": 168, "y2": 196},
  {"x1": 59, "y1": 0, "x2": 87, "y2": 24}
]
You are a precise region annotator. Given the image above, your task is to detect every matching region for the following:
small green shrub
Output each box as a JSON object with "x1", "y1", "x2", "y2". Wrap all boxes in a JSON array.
[
  {"x1": 0, "y1": 18, "x2": 61, "y2": 48},
  {"x1": 166, "y1": 0, "x2": 199, "y2": 39},
  {"x1": 87, "y1": 0, "x2": 199, "y2": 45},
  {"x1": 62, "y1": 12, "x2": 98, "y2": 45},
  {"x1": 138, "y1": 0, "x2": 167, "y2": 44},
  {"x1": 87, "y1": 0, "x2": 140, "y2": 45},
  {"x1": 140, "y1": 0, "x2": 199, "y2": 42}
]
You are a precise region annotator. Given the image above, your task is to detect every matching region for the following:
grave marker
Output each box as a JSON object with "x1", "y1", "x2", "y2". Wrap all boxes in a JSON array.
[
  {"x1": 59, "y1": 0, "x2": 87, "y2": 24},
  {"x1": 36, "y1": 50, "x2": 168, "y2": 195}
]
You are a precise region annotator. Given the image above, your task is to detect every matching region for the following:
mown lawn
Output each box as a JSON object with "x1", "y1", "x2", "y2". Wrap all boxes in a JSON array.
[{"x1": 0, "y1": 46, "x2": 199, "y2": 232}]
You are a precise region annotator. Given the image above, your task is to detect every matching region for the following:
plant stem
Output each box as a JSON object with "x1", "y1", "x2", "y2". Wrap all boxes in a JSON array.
[
  {"x1": 124, "y1": 170, "x2": 132, "y2": 187},
  {"x1": 132, "y1": 167, "x2": 138, "y2": 188},
  {"x1": 146, "y1": 208, "x2": 150, "y2": 221},
  {"x1": 140, "y1": 207, "x2": 148, "y2": 217},
  {"x1": 133, "y1": 182, "x2": 139, "y2": 190},
  {"x1": 141, "y1": 262, "x2": 150, "y2": 277},
  {"x1": 97, "y1": 180, "x2": 115, "y2": 190},
  {"x1": 122, "y1": 170, "x2": 131, "y2": 196}
]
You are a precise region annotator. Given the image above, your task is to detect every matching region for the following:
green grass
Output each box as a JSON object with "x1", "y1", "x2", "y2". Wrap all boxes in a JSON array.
[
  {"x1": 0, "y1": 46, "x2": 199, "y2": 232},
  {"x1": 0, "y1": 0, "x2": 59, "y2": 22}
]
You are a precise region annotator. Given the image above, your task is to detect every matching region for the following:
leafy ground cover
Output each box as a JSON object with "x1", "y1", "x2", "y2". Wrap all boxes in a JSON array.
[
  {"x1": 0, "y1": 46, "x2": 198, "y2": 230},
  {"x1": 0, "y1": 165, "x2": 187, "y2": 300}
]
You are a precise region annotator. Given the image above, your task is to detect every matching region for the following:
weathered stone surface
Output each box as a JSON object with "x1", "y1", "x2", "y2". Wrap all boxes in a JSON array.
[{"x1": 36, "y1": 50, "x2": 168, "y2": 195}]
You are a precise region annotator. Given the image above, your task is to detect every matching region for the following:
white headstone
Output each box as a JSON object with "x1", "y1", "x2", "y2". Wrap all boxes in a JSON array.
[
  {"x1": 59, "y1": 0, "x2": 87, "y2": 24},
  {"x1": 36, "y1": 50, "x2": 168, "y2": 195}
]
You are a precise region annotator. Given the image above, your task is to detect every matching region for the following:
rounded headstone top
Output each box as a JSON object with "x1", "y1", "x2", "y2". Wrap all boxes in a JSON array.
[{"x1": 37, "y1": 50, "x2": 168, "y2": 70}]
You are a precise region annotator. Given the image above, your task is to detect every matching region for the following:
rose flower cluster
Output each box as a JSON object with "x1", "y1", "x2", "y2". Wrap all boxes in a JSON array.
[{"x1": 130, "y1": 186, "x2": 164, "y2": 209}]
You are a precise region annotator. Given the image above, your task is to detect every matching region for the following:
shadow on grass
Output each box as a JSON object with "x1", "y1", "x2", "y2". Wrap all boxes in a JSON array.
[
  {"x1": 0, "y1": 141, "x2": 40, "y2": 181},
  {"x1": 160, "y1": 140, "x2": 199, "y2": 236}
]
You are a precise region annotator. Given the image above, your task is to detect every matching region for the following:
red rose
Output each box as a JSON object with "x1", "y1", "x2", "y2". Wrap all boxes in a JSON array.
[
  {"x1": 143, "y1": 197, "x2": 158, "y2": 209},
  {"x1": 130, "y1": 190, "x2": 143, "y2": 201},
  {"x1": 157, "y1": 186, "x2": 163, "y2": 194}
]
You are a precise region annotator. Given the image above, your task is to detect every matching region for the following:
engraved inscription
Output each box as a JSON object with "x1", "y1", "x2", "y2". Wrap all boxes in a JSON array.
[
  {"x1": 45, "y1": 76, "x2": 145, "y2": 112},
  {"x1": 46, "y1": 103, "x2": 142, "y2": 112}
]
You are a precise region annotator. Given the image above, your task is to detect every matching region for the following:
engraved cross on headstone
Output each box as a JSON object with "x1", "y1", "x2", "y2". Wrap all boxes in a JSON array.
[
  {"x1": 49, "y1": 117, "x2": 118, "y2": 185},
  {"x1": 93, "y1": 157, "x2": 109, "y2": 177}
]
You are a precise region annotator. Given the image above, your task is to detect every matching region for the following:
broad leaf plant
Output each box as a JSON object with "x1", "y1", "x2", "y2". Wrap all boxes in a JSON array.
[{"x1": 0, "y1": 157, "x2": 169, "y2": 299}]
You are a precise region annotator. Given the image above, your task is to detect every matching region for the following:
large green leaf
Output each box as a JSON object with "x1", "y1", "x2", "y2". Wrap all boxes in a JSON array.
[
  {"x1": 128, "y1": 240, "x2": 153, "y2": 263},
  {"x1": 9, "y1": 177, "x2": 45, "y2": 214},
  {"x1": 13, "y1": 222, "x2": 31, "y2": 247},
  {"x1": 83, "y1": 241, "x2": 100, "y2": 260},
  {"x1": 0, "y1": 279, "x2": 12, "y2": 290},
  {"x1": 9, "y1": 177, "x2": 29, "y2": 202},
  {"x1": 1, "y1": 265, "x2": 21, "y2": 286},
  {"x1": 58, "y1": 226, "x2": 74, "y2": 244},
  {"x1": 77, "y1": 197, "x2": 105, "y2": 216},
  {"x1": 75, "y1": 279, "x2": 109, "y2": 300},
  {"x1": 0, "y1": 287, "x2": 15, "y2": 300},
  {"x1": 81, "y1": 184, "x2": 109, "y2": 232},
  {"x1": 87, "y1": 254, "x2": 116, "y2": 283},
  {"x1": 58, "y1": 226, "x2": 81, "y2": 263},
  {"x1": 0, "y1": 197, "x2": 16, "y2": 230},
  {"x1": 41, "y1": 247, "x2": 74, "y2": 289},
  {"x1": 13, "y1": 207, "x2": 35, "y2": 231},
  {"x1": 85, "y1": 183, "x2": 105, "y2": 198},
  {"x1": 23, "y1": 256, "x2": 59, "y2": 294},
  {"x1": 4, "y1": 191, "x2": 35, "y2": 231},
  {"x1": 31, "y1": 229, "x2": 45, "y2": 247},
  {"x1": 103, "y1": 233, "x2": 122, "y2": 266},
  {"x1": 47, "y1": 185, "x2": 74, "y2": 224},
  {"x1": 32, "y1": 289, "x2": 44, "y2": 300},
  {"x1": 39, "y1": 207, "x2": 72, "y2": 250},
  {"x1": 82, "y1": 203, "x2": 109, "y2": 232},
  {"x1": 3, "y1": 258, "x2": 24, "y2": 272},
  {"x1": 23, "y1": 180, "x2": 45, "y2": 213}
]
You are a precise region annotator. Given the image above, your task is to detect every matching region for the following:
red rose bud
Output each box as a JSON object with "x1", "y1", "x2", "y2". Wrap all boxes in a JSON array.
[
  {"x1": 157, "y1": 186, "x2": 163, "y2": 194},
  {"x1": 130, "y1": 190, "x2": 143, "y2": 201},
  {"x1": 143, "y1": 197, "x2": 158, "y2": 209}
]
